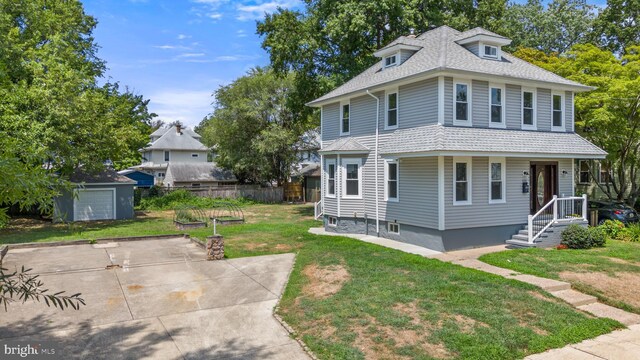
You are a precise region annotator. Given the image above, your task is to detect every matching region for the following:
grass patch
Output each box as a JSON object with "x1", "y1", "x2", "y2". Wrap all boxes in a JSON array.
[
  {"x1": 2, "y1": 204, "x2": 622, "y2": 358},
  {"x1": 480, "y1": 241, "x2": 640, "y2": 314}
]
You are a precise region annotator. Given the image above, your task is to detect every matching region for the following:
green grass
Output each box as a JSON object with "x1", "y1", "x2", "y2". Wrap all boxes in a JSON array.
[
  {"x1": 1, "y1": 204, "x2": 623, "y2": 359},
  {"x1": 480, "y1": 241, "x2": 640, "y2": 314}
]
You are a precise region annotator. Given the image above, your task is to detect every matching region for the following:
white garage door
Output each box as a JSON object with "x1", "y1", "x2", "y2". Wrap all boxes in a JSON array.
[{"x1": 74, "y1": 189, "x2": 116, "y2": 221}]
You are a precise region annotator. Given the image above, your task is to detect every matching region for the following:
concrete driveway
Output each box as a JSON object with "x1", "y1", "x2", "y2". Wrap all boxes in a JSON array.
[{"x1": 0, "y1": 237, "x2": 308, "y2": 359}]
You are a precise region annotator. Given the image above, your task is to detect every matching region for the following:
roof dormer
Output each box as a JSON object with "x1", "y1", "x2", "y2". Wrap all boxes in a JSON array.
[
  {"x1": 456, "y1": 28, "x2": 512, "y2": 61},
  {"x1": 374, "y1": 39, "x2": 422, "y2": 70}
]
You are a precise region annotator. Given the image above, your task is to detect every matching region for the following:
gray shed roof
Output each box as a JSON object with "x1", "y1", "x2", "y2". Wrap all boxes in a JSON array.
[
  {"x1": 144, "y1": 126, "x2": 208, "y2": 151},
  {"x1": 166, "y1": 163, "x2": 236, "y2": 182},
  {"x1": 70, "y1": 168, "x2": 136, "y2": 184},
  {"x1": 308, "y1": 26, "x2": 590, "y2": 106},
  {"x1": 380, "y1": 125, "x2": 607, "y2": 159},
  {"x1": 319, "y1": 138, "x2": 370, "y2": 153}
]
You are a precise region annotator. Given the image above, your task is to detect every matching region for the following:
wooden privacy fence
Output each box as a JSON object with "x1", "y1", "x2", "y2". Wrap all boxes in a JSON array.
[{"x1": 165, "y1": 185, "x2": 284, "y2": 203}]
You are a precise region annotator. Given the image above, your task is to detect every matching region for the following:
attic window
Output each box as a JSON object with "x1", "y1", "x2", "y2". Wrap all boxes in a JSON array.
[
  {"x1": 483, "y1": 45, "x2": 498, "y2": 59},
  {"x1": 384, "y1": 54, "x2": 398, "y2": 68}
]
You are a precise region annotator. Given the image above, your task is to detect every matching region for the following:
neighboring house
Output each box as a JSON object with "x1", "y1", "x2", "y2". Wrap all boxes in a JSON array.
[
  {"x1": 54, "y1": 168, "x2": 136, "y2": 222},
  {"x1": 292, "y1": 163, "x2": 322, "y2": 202},
  {"x1": 294, "y1": 129, "x2": 321, "y2": 172},
  {"x1": 117, "y1": 169, "x2": 155, "y2": 188},
  {"x1": 309, "y1": 26, "x2": 606, "y2": 251},
  {"x1": 134, "y1": 125, "x2": 209, "y2": 184},
  {"x1": 575, "y1": 159, "x2": 615, "y2": 200},
  {"x1": 164, "y1": 163, "x2": 237, "y2": 188}
]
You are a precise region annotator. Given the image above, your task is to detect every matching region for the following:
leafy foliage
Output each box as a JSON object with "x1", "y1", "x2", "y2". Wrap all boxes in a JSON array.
[
  {"x1": 561, "y1": 224, "x2": 605, "y2": 249},
  {"x1": 138, "y1": 189, "x2": 254, "y2": 211},
  {"x1": 0, "y1": 266, "x2": 85, "y2": 311},
  {"x1": 600, "y1": 220, "x2": 626, "y2": 239},
  {"x1": 592, "y1": 0, "x2": 640, "y2": 54}
]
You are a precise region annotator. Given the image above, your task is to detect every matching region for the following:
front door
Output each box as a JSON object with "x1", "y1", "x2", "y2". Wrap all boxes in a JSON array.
[{"x1": 530, "y1": 162, "x2": 558, "y2": 214}]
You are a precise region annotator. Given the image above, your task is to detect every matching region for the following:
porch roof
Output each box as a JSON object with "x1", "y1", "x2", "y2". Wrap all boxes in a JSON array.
[
  {"x1": 319, "y1": 137, "x2": 370, "y2": 154},
  {"x1": 379, "y1": 125, "x2": 607, "y2": 159}
]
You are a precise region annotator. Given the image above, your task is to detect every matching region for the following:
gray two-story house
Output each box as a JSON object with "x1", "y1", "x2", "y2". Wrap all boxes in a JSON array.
[{"x1": 309, "y1": 26, "x2": 607, "y2": 251}]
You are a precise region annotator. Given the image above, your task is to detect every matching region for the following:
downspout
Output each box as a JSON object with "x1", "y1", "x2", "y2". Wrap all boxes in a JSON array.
[{"x1": 366, "y1": 90, "x2": 380, "y2": 236}]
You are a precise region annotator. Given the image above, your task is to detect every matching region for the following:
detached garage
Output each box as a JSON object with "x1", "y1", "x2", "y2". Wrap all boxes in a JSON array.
[{"x1": 54, "y1": 169, "x2": 136, "y2": 222}]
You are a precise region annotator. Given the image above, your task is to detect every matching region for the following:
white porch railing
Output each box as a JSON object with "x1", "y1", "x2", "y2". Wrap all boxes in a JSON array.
[
  {"x1": 314, "y1": 200, "x2": 323, "y2": 220},
  {"x1": 528, "y1": 194, "x2": 588, "y2": 243}
]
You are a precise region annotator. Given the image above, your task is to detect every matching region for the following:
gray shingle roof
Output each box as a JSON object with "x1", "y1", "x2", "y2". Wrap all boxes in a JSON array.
[
  {"x1": 150, "y1": 126, "x2": 202, "y2": 139},
  {"x1": 379, "y1": 125, "x2": 606, "y2": 158},
  {"x1": 308, "y1": 26, "x2": 590, "y2": 106},
  {"x1": 456, "y1": 27, "x2": 508, "y2": 40},
  {"x1": 144, "y1": 126, "x2": 208, "y2": 151},
  {"x1": 166, "y1": 163, "x2": 236, "y2": 182},
  {"x1": 70, "y1": 168, "x2": 136, "y2": 184},
  {"x1": 320, "y1": 138, "x2": 370, "y2": 153}
]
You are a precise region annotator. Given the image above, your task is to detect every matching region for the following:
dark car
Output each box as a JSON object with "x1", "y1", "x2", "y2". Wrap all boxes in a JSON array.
[{"x1": 588, "y1": 200, "x2": 639, "y2": 225}]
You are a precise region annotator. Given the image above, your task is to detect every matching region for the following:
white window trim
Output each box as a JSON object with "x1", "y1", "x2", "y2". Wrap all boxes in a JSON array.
[
  {"x1": 488, "y1": 83, "x2": 506, "y2": 129},
  {"x1": 521, "y1": 88, "x2": 537, "y2": 130},
  {"x1": 578, "y1": 159, "x2": 590, "y2": 185},
  {"x1": 385, "y1": 160, "x2": 399, "y2": 202},
  {"x1": 384, "y1": 52, "x2": 399, "y2": 68},
  {"x1": 453, "y1": 156, "x2": 472, "y2": 206},
  {"x1": 385, "y1": 89, "x2": 399, "y2": 130},
  {"x1": 325, "y1": 159, "x2": 336, "y2": 198},
  {"x1": 341, "y1": 158, "x2": 362, "y2": 199},
  {"x1": 328, "y1": 216, "x2": 337, "y2": 227},
  {"x1": 453, "y1": 80, "x2": 472, "y2": 126},
  {"x1": 551, "y1": 91, "x2": 565, "y2": 132},
  {"x1": 488, "y1": 157, "x2": 506, "y2": 204},
  {"x1": 479, "y1": 42, "x2": 501, "y2": 60},
  {"x1": 340, "y1": 101, "x2": 350, "y2": 136},
  {"x1": 388, "y1": 222, "x2": 400, "y2": 234}
]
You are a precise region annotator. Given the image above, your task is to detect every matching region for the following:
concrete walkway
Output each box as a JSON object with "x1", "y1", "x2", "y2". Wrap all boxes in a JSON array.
[
  {"x1": 308, "y1": 227, "x2": 442, "y2": 257},
  {"x1": 0, "y1": 238, "x2": 309, "y2": 360}
]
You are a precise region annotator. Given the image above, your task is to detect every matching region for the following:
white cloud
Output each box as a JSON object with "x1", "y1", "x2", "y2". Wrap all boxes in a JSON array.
[
  {"x1": 208, "y1": 12, "x2": 223, "y2": 20},
  {"x1": 213, "y1": 54, "x2": 259, "y2": 61},
  {"x1": 153, "y1": 45, "x2": 191, "y2": 50},
  {"x1": 236, "y1": 0, "x2": 302, "y2": 21},
  {"x1": 177, "y1": 34, "x2": 191, "y2": 40},
  {"x1": 178, "y1": 53, "x2": 206, "y2": 58},
  {"x1": 148, "y1": 89, "x2": 216, "y2": 128},
  {"x1": 236, "y1": 29, "x2": 248, "y2": 38}
]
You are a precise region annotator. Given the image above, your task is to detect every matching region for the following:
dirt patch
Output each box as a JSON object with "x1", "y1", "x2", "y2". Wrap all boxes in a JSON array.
[
  {"x1": 274, "y1": 243, "x2": 295, "y2": 251},
  {"x1": 560, "y1": 271, "x2": 640, "y2": 308},
  {"x1": 450, "y1": 314, "x2": 488, "y2": 334},
  {"x1": 393, "y1": 301, "x2": 421, "y2": 325},
  {"x1": 127, "y1": 284, "x2": 144, "y2": 292},
  {"x1": 528, "y1": 290, "x2": 558, "y2": 303},
  {"x1": 302, "y1": 263, "x2": 350, "y2": 298},
  {"x1": 244, "y1": 242, "x2": 268, "y2": 250},
  {"x1": 168, "y1": 288, "x2": 204, "y2": 302}
]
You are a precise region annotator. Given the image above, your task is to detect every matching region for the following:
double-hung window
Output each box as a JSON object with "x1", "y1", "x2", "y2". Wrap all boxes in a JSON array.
[
  {"x1": 342, "y1": 158, "x2": 362, "y2": 198},
  {"x1": 489, "y1": 157, "x2": 506, "y2": 203},
  {"x1": 599, "y1": 162, "x2": 612, "y2": 183},
  {"x1": 453, "y1": 157, "x2": 472, "y2": 205},
  {"x1": 522, "y1": 89, "x2": 536, "y2": 129},
  {"x1": 326, "y1": 160, "x2": 336, "y2": 197},
  {"x1": 552, "y1": 92, "x2": 564, "y2": 130},
  {"x1": 386, "y1": 160, "x2": 398, "y2": 201},
  {"x1": 386, "y1": 91, "x2": 398, "y2": 129},
  {"x1": 340, "y1": 103, "x2": 350, "y2": 135},
  {"x1": 489, "y1": 85, "x2": 505, "y2": 127},
  {"x1": 578, "y1": 160, "x2": 590, "y2": 184},
  {"x1": 454, "y1": 81, "x2": 471, "y2": 126},
  {"x1": 164, "y1": 150, "x2": 170, "y2": 162}
]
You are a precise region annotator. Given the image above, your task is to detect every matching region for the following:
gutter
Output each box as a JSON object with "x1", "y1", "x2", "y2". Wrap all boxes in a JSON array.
[{"x1": 365, "y1": 90, "x2": 381, "y2": 236}]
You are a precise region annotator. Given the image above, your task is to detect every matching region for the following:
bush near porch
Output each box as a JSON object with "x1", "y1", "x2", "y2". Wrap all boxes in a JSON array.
[{"x1": 0, "y1": 204, "x2": 622, "y2": 359}]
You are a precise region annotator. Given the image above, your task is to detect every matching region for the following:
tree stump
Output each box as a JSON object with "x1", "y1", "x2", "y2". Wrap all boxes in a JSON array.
[{"x1": 206, "y1": 235, "x2": 224, "y2": 260}]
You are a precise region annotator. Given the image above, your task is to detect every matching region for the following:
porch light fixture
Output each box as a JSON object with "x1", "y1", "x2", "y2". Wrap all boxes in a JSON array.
[{"x1": 562, "y1": 169, "x2": 568, "y2": 176}]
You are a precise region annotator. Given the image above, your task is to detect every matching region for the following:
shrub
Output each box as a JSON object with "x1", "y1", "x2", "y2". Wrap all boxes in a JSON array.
[
  {"x1": 600, "y1": 220, "x2": 625, "y2": 239},
  {"x1": 137, "y1": 189, "x2": 255, "y2": 210},
  {"x1": 617, "y1": 223, "x2": 640, "y2": 242},
  {"x1": 588, "y1": 226, "x2": 606, "y2": 247},
  {"x1": 561, "y1": 224, "x2": 591, "y2": 249}
]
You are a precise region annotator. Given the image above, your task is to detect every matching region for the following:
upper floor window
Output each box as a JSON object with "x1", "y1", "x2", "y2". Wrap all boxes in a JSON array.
[
  {"x1": 191, "y1": 153, "x2": 199, "y2": 158},
  {"x1": 164, "y1": 151, "x2": 170, "y2": 162},
  {"x1": 386, "y1": 91, "x2": 398, "y2": 129},
  {"x1": 578, "y1": 160, "x2": 590, "y2": 184},
  {"x1": 340, "y1": 103, "x2": 350, "y2": 135},
  {"x1": 490, "y1": 85, "x2": 504, "y2": 127},
  {"x1": 522, "y1": 89, "x2": 536, "y2": 129},
  {"x1": 342, "y1": 158, "x2": 362, "y2": 198},
  {"x1": 454, "y1": 81, "x2": 471, "y2": 126},
  {"x1": 552, "y1": 92, "x2": 564, "y2": 130},
  {"x1": 483, "y1": 45, "x2": 498, "y2": 59},
  {"x1": 384, "y1": 54, "x2": 397, "y2": 68},
  {"x1": 489, "y1": 157, "x2": 506, "y2": 203},
  {"x1": 386, "y1": 160, "x2": 398, "y2": 201},
  {"x1": 326, "y1": 160, "x2": 336, "y2": 197},
  {"x1": 600, "y1": 163, "x2": 612, "y2": 183},
  {"x1": 453, "y1": 157, "x2": 472, "y2": 205}
]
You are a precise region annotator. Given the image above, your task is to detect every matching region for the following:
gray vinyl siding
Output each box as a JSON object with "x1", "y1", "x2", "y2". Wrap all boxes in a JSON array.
[
  {"x1": 385, "y1": 157, "x2": 438, "y2": 229},
  {"x1": 399, "y1": 49, "x2": 415, "y2": 63},
  {"x1": 465, "y1": 42, "x2": 480, "y2": 56},
  {"x1": 505, "y1": 84, "x2": 521, "y2": 129},
  {"x1": 349, "y1": 94, "x2": 377, "y2": 137},
  {"x1": 394, "y1": 77, "x2": 438, "y2": 130},
  {"x1": 322, "y1": 102, "x2": 340, "y2": 141},
  {"x1": 444, "y1": 157, "x2": 530, "y2": 229},
  {"x1": 558, "y1": 158, "x2": 574, "y2": 197},
  {"x1": 444, "y1": 77, "x2": 453, "y2": 125},
  {"x1": 537, "y1": 88, "x2": 552, "y2": 131},
  {"x1": 565, "y1": 91, "x2": 574, "y2": 132},
  {"x1": 472, "y1": 80, "x2": 489, "y2": 127}
]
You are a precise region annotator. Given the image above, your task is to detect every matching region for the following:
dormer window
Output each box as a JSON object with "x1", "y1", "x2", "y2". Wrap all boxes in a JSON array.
[
  {"x1": 384, "y1": 54, "x2": 398, "y2": 68},
  {"x1": 483, "y1": 45, "x2": 498, "y2": 59}
]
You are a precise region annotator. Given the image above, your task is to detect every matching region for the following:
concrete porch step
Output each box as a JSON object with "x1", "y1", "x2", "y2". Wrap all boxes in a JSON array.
[
  {"x1": 551, "y1": 289, "x2": 598, "y2": 307},
  {"x1": 506, "y1": 239, "x2": 539, "y2": 248}
]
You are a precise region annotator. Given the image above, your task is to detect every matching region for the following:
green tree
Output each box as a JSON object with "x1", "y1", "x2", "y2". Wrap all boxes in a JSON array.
[
  {"x1": 593, "y1": 0, "x2": 640, "y2": 54},
  {"x1": 514, "y1": 45, "x2": 640, "y2": 204},
  {"x1": 198, "y1": 68, "x2": 310, "y2": 185},
  {"x1": 503, "y1": 0, "x2": 595, "y2": 54}
]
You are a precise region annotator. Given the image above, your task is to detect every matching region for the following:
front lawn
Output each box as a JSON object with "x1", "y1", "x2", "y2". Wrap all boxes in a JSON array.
[
  {"x1": 1, "y1": 204, "x2": 622, "y2": 359},
  {"x1": 480, "y1": 241, "x2": 640, "y2": 315}
]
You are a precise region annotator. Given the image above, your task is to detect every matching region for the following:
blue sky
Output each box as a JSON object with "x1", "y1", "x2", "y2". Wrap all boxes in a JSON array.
[
  {"x1": 84, "y1": 0, "x2": 304, "y2": 128},
  {"x1": 84, "y1": 0, "x2": 605, "y2": 129}
]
